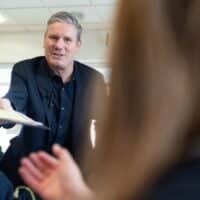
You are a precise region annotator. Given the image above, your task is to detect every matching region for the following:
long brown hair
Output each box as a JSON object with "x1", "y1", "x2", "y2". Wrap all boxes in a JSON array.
[{"x1": 87, "y1": 0, "x2": 200, "y2": 199}]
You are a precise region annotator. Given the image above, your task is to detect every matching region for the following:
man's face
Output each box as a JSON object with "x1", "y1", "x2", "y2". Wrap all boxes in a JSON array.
[{"x1": 44, "y1": 22, "x2": 81, "y2": 71}]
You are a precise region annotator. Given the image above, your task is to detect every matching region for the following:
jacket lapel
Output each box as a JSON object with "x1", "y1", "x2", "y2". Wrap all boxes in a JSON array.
[
  {"x1": 36, "y1": 59, "x2": 54, "y2": 127},
  {"x1": 71, "y1": 63, "x2": 92, "y2": 138},
  {"x1": 72, "y1": 65, "x2": 84, "y2": 134}
]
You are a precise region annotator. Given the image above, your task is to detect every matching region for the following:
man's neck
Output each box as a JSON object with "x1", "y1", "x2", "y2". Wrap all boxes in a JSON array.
[
  {"x1": 59, "y1": 67, "x2": 74, "y2": 83},
  {"x1": 53, "y1": 62, "x2": 74, "y2": 84}
]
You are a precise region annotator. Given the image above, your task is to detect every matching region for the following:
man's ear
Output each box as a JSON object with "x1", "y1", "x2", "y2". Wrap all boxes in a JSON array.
[
  {"x1": 75, "y1": 40, "x2": 82, "y2": 54},
  {"x1": 43, "y1": 31, "x2": 47, "y2": 49},
  {"x1": 77, "y1": 40, "x2": 82, "y2": 48}
]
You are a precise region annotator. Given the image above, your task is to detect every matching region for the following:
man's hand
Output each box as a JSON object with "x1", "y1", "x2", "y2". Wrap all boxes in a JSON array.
[
  {"x1": 0, "y1": 98, "x2": 13, "y2": 111},
  {"x1": 19, "y1": 144, "x2": 93, "y2": 200},
  {"x1": 0, "y1": 98, "x2": 14, "y2": 125}
]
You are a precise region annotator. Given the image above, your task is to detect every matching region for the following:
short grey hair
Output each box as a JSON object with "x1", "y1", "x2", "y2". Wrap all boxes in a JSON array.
[{"x1": 47, "y1": 11, "x2": 83, "y2": 41}]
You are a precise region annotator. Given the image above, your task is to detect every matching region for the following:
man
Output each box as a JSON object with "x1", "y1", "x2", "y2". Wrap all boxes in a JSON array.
[{"x1": 0, "y1": 11, "x2": 105, "y2": 189}]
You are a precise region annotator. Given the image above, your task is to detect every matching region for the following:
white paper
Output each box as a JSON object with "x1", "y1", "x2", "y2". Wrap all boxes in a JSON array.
[{"x1": 0, "y1": 109, "x2": 49, "y2": 130}]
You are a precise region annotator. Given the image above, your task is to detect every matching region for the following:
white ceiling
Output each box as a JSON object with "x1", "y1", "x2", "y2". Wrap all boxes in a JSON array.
[{"x1": 0, "y1": 0, "x2": 117, "y2": 32}]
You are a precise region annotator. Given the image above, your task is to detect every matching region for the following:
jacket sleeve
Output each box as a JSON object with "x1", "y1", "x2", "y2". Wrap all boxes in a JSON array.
[{"x1": 5, "y1": 63, "x2": 28, "y2": 113}]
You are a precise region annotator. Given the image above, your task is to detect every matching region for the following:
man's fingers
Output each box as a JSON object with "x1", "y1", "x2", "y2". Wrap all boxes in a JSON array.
[
  {"x1": 52, "y1": 144, "x2": 72, "y2": 162},
  {"x1": 0, "y1": 98, "x2": 13, "y2": 110},
  {"x1": 20, "y1": 158, "x2": 44, "y2": 181},
  {"x1": 19, "y1": 166, "x2": 42, "y2": 194},
  {"x1": 36, "y1": 151, "x2": 59, "y2": 169}
]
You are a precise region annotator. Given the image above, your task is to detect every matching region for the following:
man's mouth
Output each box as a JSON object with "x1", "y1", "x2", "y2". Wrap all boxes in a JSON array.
[{"x1": 52, "y1": 53, "x2": 64, "y2": 58}]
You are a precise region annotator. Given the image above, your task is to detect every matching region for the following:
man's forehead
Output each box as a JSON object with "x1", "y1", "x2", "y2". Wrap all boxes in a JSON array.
[{"x1": 46, "y1": 22, "x2": 77, "y2": 34}]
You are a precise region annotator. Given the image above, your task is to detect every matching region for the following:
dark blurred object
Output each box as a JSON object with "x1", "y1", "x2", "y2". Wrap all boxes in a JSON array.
[{"x1": 0, "y1": 146, "x2": 3, "y2": 160}]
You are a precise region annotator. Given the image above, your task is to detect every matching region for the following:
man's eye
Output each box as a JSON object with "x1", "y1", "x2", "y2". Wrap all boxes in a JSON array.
[
  {"x1": 64, "y1": 38, "x2": 72, "y2": 42},
  {"x1": 49, "y1": 36, "x2": 58, "y2": 40}
]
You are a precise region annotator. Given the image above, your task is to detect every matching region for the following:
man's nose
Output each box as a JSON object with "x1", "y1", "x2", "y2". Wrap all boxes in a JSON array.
[{"x1": 54, "y1": 38, "x2": 65, "y2": 49}]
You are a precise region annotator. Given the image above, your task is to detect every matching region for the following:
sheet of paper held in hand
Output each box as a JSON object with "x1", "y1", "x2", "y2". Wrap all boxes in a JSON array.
[{"x1": 0, "y1": 109, "x2": 50, "y2": 130}]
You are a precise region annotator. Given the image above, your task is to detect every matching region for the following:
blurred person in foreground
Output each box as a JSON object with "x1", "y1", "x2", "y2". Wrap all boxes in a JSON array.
[
  {"x1": 19, "y1": 0, "x2": 200, "y2": 199},
  {"x1": 0, "y1": 10, "x2": 105, "y2": 193}
]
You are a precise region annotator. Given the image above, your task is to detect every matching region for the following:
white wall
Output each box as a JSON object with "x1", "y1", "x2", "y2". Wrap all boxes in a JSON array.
[{"x1": 0, "y1": 29, "x2": 108, "y2": 63}]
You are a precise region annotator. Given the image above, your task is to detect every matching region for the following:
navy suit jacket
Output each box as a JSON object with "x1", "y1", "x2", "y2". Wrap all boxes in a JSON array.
[{"x1": 0, "y1": 56, "x2": 105, "y2": 187}]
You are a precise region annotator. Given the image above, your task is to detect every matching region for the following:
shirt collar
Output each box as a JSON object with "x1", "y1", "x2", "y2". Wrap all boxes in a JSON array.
[{"x1": 43, "y1": 58, "x2": 77, "y2": 82}]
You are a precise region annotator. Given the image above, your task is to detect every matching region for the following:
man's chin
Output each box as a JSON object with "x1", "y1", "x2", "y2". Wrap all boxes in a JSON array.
[{"x1": 50, "y1": 61, "x2": 65, "y2": 69}]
